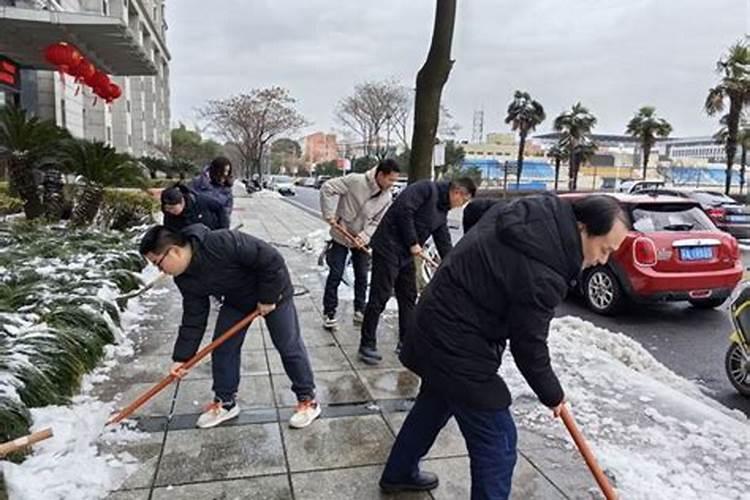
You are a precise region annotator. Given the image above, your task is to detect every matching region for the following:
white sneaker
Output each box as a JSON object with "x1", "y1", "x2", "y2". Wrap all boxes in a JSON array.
[
  {"x1": 322, "y1": 315, "x2": 337, "y2": 330},
  {"x1": 289, "y1": 399, "x2": 321, "y2": 429},
  {"x1": 196, "y1": 400, "x2": 240, "y2": 429},
  {"x1": 352, "y1": 310, "x2": 364, "y2": 325}
]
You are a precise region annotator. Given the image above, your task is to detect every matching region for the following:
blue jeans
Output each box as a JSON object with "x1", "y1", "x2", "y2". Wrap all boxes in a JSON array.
[
  {"x1": 211, "y1": 298, "x2": 316, "y2": 403},
  {"x1": 323, "y1": 240, "x2": 370, "y2": 316},
  {"x1": 382, "y1": 385, "x2": 518, "y2": 500}
]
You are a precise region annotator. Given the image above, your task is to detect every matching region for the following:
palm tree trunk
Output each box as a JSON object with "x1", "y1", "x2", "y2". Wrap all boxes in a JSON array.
[
  {"x1": 71, "y1": 185, "x2": 104, "y2": 227},
  {"x1": 725, "y1": 99, "x2": 741, "y2": 195},
  {"x1": 408, "y1": 0, "x2": 457, "y2": 182},
  {"x1": 741, "y1": 143, "x2": 747, "y2": 195},
  {"x1": 568, "y1": 148, "x2": 578, "y2": 191},
  {"x1": 8, "y1": 157, "x2": 44, "y2": 220},
  {"x1": 516, "y1": 131, "x2": 526, "y2": 189},
  {"x1": 554, "y1": 158, "x2": 561, "y2": 191},
  {"x1": 641, "y1": 144, "x2": 651, "y2": 179}
]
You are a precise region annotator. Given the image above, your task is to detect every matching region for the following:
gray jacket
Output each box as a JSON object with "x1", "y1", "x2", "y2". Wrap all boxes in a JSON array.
[{"x1": 319, "y1": 167, "x2": 392, "y2": 247}]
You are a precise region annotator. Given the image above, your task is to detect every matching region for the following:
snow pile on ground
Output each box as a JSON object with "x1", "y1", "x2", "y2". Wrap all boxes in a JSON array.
[
  {"x1": 288, "y1": 228, "x2": 328, "y2": 256},
  {"x1": 502, "y1": 316, "x2": 750, "y2": 500},
  {"x1": 252, "y1": 189, "x2": 283, "y2": 199},
  {"x1": 2, "y1": 266, "x2": 160, "y2": 500}
]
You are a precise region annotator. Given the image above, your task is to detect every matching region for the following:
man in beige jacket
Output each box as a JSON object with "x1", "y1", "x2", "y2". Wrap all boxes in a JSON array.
[{"x1": 319, "y1": 159, "x2": 401, "y2": 329}]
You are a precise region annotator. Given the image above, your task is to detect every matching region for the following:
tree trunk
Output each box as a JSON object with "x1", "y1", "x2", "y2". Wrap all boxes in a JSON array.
[
  {"x1": 71, "y1": 185, "x2": 104, "y2": 227},
  {"x1": 554, "y1": 158, "x2": 561, "y2": 191},
  {"x1": 8, "y1": 157, "x2": 44, "y2": 220},
  {"x1": 741, "y1": 143, "x2": 747, "y2": 195},
  {"x1": 641, "y1": 143, "x2": 651, "y2": 179},
  {"x1": 516, "y1": 131, "x2": 526, "y2": 189},
  {"x1": 408, "y1": 0, "x2": 458, "y2": 182},
  {"x1": 568, "y1": 147, "x2": 578, "y2": 191},
  {"x1": 725, "y1": 99, "x2": 741, "y2": 195}
]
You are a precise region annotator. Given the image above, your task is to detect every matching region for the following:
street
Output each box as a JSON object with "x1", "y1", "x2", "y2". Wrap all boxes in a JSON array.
[{"x1": 283, "y1": 186, "x2": 750, "y2": 417}]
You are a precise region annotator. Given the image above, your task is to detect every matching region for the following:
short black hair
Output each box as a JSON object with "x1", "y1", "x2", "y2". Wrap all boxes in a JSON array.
[
  {"x1": 208, "y1": 156, "x2": 232, "y2": 184},
  {"x1": 376, "y1": 159, "x2": 400, "y2": 176},
  {"x1": 450, "y1": 177, "x2": 477, "y2": 198},
  {"x1": 571, "y1": 195, "x2": 630, "y2": 236},
  {"x1": 160, "y1": 185, "x2": 184, "y2": 206},
  {"x1": 139, "y1": 225, "x2": 188, "y2": 255}
]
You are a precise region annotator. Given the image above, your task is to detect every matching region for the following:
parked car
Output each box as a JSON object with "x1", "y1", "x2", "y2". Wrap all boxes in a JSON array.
[
  {"x1": 301, "y1": 177, "x2": 316, "y2": 188},
  {"x1": 616, "y1": 179, "x2": 665, "y2": 194},
  {"x1": 560, "y1": 192, "x2": 743, "y2": 315},
  {"x1": 647, "y1": 188, "x2": 750, "y2": 239},
  {"x1": 268, "y1": 175, "x2": 296, "y2": 196},
  {"x1": 314, "y1": 175, "x2": 332, "y2": 189}
]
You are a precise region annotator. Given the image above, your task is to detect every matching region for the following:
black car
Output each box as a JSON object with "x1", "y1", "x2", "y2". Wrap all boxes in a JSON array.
[{"x1": 651, "y1": 188, "x2": 750, "y2": 239}]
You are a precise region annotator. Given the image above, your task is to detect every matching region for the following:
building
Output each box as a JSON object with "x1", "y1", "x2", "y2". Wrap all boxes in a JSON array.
[
  {"x1": 0, "y1": 0, "x2": 170, "y2": 157},
  {"x1": 462, "y1": 132, "x2": 543, "y2": 161},
  {"x1": 303, "y1": 132, "x2": 338, "y2": 165},
  {"x1": 660, "y1": 136, "x2": 727, "y2": 165}
]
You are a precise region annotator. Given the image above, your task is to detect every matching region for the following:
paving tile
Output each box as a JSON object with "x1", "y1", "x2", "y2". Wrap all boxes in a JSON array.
[
  {"x1": 155, "y1": 424, "x2": 285, "y2": 486},
  {"x1": 169, "y1": 375, "x2": 275, "y2": 415},
  {"x1": 113, "y1": 380, "x2": 180, "y2": 418},
  {"x1": 341, "y1": 343, "x2": 404, "y2": 370},
  {"x1": 292, "y1": 466, "x2": 429, "y2": 499},
  {"x1": 359, "y1": 369, "x2": 421, "y2": 400},
  {"x1": 384, "y1": 412, "x2": 468, "y2": 459},
  {"x1": 151, "y1": 475, "x2": 292, "y2": 499},
  {"x1": 272, "y1": 370, "x2": 370, "y2": 407},
  {"x1": 267, "y1": 345, "x2": 351, "y2": 374},
  {"x1": 105, "y1": 489, "x2": 150, "y2": 500},
  {"x1": 99, "y1": 429, "x2": 163, "y2": 490},
  {"x1": 282, "y1": 415, "x2": 394, "y2": 472}
]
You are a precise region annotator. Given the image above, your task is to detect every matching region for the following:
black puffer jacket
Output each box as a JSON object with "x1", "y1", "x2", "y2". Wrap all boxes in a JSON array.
[
  {"x1": 163, "y1": 185, "x2": 229, "y2": 231},
  {"x1": 171, "y1": 225, "x2": 293, "y2": 361},
  {"x1": 401, "y1": 194, "x2": 583, "y2": 410},
  {"x1": 462, "y1": 198, "x2": 503, "y2": 234},
  {"x1": 370, "y1": 180, "x2": 453, "y2": 264}
]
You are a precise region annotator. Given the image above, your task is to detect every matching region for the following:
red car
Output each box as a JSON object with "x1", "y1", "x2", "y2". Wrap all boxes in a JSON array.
[{"x1": 561, "y1": 193, "x2": 743, "y2": 315}]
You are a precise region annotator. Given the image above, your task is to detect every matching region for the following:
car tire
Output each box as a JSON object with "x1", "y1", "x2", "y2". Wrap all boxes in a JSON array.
[
  {"x1": 583, "y1": 266, "x2": 624, "y2": 315},
  {"x1": 688, "y1": 297, "x2": 726, "y2": 309},
  {"x1": 725, "y1": 342, "x2": 750, "y2": 397}
]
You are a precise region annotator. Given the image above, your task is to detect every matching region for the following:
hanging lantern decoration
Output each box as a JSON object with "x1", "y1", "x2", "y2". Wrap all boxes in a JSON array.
[
  {"x1": 85, "y1": 70, "x2": 110, "y2": 90},
  {"x1": 43, "y1": 42, "x2": 83, "y2": 83},
  {"x1": 91, "y1": 83, "x2": 110, "y2": 106},
  {"x1": 106, "y1": 83, "x2": 122, "y2": 104},
  {"x1": 69, "y1": 59, "x2": 95, "y2": 96}
]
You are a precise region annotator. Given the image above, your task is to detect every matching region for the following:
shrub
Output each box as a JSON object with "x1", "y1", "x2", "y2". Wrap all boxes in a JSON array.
[
  {"x1": 0, "y1": 192, "x2": 22, "y2": 216},
  {"x1": 98, "y1": 189, "x2": 158, "y2": 231}
]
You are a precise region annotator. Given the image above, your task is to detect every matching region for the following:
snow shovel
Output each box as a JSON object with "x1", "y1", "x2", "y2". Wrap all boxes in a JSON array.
[
  {"x1": 559, "y1": 404, "x2": 618, "y2": 500},
  {"x1": 106, "y1": 308, "x2": 262, "y2": 425},
  {"x1": 116, "y1": 224, "x2": 245, "y2": 306},
  {"x1": 0, "y1": 428, "x2": 53, "y2": 458},
  {"x1": 419, "y1": 251, "x2": 439, "y2": 270},
  {"x1": 331, "y1": 221, "x2": 372, "y2": 256}
]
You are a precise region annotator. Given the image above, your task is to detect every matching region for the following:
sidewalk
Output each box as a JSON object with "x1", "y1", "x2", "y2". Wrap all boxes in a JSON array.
[{"x1": 100, "y1": 191, "x2": 596, "y2": 500}]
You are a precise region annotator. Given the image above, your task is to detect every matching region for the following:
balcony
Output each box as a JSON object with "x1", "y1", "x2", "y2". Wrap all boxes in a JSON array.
[{"x1": 0, "y1": 5, "x2": 157, "y2": 75}]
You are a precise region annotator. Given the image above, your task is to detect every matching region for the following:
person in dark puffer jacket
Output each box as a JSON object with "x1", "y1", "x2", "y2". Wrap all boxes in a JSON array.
[
  {"x1": 379, "y1": 194, "x2": 630, "y2": 499},
  {"x1": 161, "y1": 184, "x2": 229, "y2": 231},
  {"x1": 139, "y1": 225, "x2": 320, "y2": 430}
]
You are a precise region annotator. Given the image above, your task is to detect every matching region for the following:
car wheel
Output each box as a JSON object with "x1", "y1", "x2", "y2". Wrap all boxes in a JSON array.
[
  {"x1": 583, "y1": 267, "x2": 624, "y2": 315},
  {"x1": 725, "y1": 342, "x2": 750, "y2": 397},
  {"x1": 688, "y1": 297, "x2": 726, "y2": 309}
]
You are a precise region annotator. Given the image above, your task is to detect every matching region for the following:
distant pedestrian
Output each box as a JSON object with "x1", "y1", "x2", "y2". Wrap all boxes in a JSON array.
[
  {"x1": 319, "y1": 159, "x2": 401, "y2": 330},
  {"x1": 358, "y1": 177, "x2": 476, "y2": 364},
  {"x1": 191, "y1": 156, "x2": 234, "y2": 222},
  {"x1": 139, "y1": 224, "x2": 320, "y2": 430},
  {"x1": 160, "y1": 183, "x2": 229, "y2": 231},
  {"x1": 379, "y1": 194, "x2": 630, "y2": 499}
]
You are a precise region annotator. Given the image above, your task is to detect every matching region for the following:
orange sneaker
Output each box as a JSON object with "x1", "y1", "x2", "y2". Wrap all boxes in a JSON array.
[{"x1": 289, "y1": 399, "x2": 321, "y2": 429}]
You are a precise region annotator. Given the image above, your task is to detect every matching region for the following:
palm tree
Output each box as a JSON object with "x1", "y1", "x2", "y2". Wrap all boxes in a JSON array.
[
  {"x1": 717, "y1": 116, "x2": 750, "y2": 194},
  {"x1": 171, "y1": 159, "x2": 199, "y2": 181},
  {"x1": 62, "y1": 140, "x2": 145, "y2": 227},
  {"x1": 0, "y1": 106, "x2": 68, "y2": 219},
  {"x1": 626, "y1": 106, "x2": 672, "y2": 179},
  {"x1": 139, "y1": 156, "x2": 169, "y2": 180},
  {"x1": 505, "y1": 90, "x2": 545, "y2": 188},
  {"x1": 706, "y1": 41, "x2": 750, "y2": 194},
  {"x1": 547, "y1": 142, "x2": 568, "y2": 191},
  {"x1": 553, "y1": 103, "x2": 597, "y2": 191}
]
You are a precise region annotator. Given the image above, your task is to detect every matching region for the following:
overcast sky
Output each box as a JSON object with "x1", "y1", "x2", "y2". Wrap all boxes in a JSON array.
[{"x1": 166, "y1": 0, "x2": 745, "y2": 141}]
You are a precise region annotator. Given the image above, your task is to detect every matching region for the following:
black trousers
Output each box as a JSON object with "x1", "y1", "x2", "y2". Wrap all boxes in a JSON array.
[
  {"x1": 359, "y1": 251, "x2": 417, "y2": 349},
  {"x1": 322, "y1": 240, "x2": 370, "y2": 316}
]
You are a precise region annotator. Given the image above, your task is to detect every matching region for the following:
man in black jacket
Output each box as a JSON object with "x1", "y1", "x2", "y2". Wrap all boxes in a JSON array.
[
  {"x1": 161, "y1": 184, "x2": 229, "y2": 231},
  {"x1": 358, "y1": 177, "x2": 476, "y2": 364},
  {"x1": 379, "y1": 194, "x2": 629, "y2": 499},
  {"x1": 139, "y1": 225, "x2": 320, "y2": 430}
]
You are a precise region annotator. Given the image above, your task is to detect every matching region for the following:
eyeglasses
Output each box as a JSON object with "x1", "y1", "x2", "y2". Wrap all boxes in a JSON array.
[{"x1": 155, "y1": 247, "x2": 173, "y2": 270}]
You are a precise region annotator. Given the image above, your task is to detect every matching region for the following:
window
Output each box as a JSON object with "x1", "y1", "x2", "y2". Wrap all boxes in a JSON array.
[
  {"x1": 127, "y1": 100, "x2": 131, "y2": 113},
  {"x1": 60, "y1": 99, "x2": 66, "y2": 128},
  {"x1": 632, "y1": 204, "x2": 715, "y2": 232},
  {"x1": 102, "y1": 0, "x2": 108, "y2": 15},
  {"x1": 107, "y1": 126, "x2": 112, "y2": 144}
]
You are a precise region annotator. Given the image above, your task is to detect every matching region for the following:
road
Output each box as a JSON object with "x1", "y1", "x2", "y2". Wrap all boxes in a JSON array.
[{"x1": 284, "y1": 186, "x2": 750, "y2": 417}]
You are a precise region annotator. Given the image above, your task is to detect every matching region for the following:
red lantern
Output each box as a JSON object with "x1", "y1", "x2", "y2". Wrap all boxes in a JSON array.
[
  {"x1": 106, "y1": 83, "x2": 122, "y2": 103},
  {"x1": 43, "y1": 42, "x2": 83, "y2": 74},
  {"x1": 85, "y1": 70, "x2": 110, "y2": 91},
  {"x1": 69, "y1": 59, "x2": 96, "y2": 96}
]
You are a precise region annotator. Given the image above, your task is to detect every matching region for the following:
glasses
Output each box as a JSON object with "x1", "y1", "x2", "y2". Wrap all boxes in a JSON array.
[{"x1": 155, "y1": 247, "x2": 173, "y2": 270}]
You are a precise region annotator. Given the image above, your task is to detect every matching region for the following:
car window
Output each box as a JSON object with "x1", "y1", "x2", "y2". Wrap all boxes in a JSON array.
[
  {"x1": 632, "y1": 204, "x2": 716, "y2": 232},
  {"x1": 692, "y1": 191, "x2": 735, "y2": 205}
]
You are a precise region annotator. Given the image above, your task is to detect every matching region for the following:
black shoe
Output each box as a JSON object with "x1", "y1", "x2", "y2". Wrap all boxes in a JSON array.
[
  {"x1": 379, "y1": 471, "x2": 439, "y2": 492},
  {"x1": 358, "y1": 346, "x2": 382, "y2": 364}
]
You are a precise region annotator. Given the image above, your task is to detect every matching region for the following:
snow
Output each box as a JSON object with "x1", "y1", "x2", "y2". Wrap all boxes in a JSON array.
[
  {"x1": 1, "y1": 267, "x2": 161, "y2": 500},
  {"x1": 502, "y1": 316, "x2": 750, "y2": 500},
  {"x1": 253, "y1": 189, "x2": 283, "y2": 199}
]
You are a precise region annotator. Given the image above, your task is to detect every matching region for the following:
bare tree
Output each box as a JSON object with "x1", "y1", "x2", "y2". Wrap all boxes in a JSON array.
[
  {"x1": 409, "y1": 0, "x2": 458, "y2": 181},
  {"x1": 199, "y1": 87, "x2": 308, "y2": 177},
  {"x1": 335, "y1": 80, "x2": 411, "y2": 158}
]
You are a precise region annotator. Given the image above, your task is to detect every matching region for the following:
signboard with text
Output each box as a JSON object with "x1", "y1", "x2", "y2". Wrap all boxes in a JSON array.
[{"x1": 0, "y1": 57, "x2": 20, "y2": 92}]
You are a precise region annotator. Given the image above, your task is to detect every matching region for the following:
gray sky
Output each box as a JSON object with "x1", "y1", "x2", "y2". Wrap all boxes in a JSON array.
[{"x1": 166, "y1": 0, "x2": 745, "y2": 141}]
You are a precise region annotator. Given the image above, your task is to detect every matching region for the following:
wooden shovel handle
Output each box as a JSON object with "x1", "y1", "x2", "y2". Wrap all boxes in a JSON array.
[
  {"x1": 0, "y1": 428, "x2": 53, "y2": 457},
  {"x1": 331, "y1": 221, "x2": 372, "y2": 255}
]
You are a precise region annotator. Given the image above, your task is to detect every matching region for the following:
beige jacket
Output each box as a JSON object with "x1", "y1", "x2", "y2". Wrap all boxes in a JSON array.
[{"x1": 319, "y1": 168, "x2": 392, "y2": 247}]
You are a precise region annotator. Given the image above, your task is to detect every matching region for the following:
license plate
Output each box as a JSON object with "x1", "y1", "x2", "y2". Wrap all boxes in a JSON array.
[
  {"x1": 680, "y1": 246, "x2": 713, "y2": 261},
  {"x1": 726, "y1": 214, "x2": 750, "y2": 222}
]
